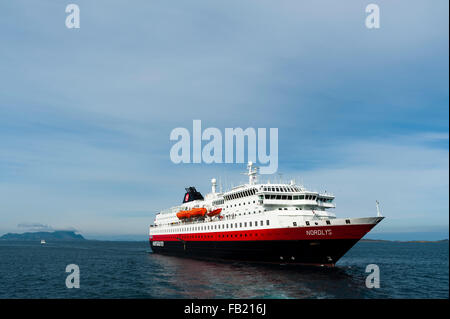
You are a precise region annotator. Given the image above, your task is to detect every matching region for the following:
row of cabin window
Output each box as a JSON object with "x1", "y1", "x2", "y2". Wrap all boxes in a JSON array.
[
  {"x1": 169, "y1": 232, "x2": 277, "y2": 240},
  {"x1": 225, "y1": 210, "x2": 262, "y2": 216},
  {"x1": 263, "y1": 186, "x2": 300, "y2": 192},
  {"x1": 213, "y1": 199, "x2": 224, "y2": 206},
  {"x1": 264, "y1": 194, "x2": 333, "y2": 202},
  {"x1": 155, "y1": 218, "x2": 341, "y2": 234},
  {"x1": 226, "y1": 200, "x2": 256, "y2": 208},
  {"x1": 265, "y1": 194, "x2": 316, "y2": 200},
  {"x1": 224, "y1": 188, "x2": 257, "y2": 201},
  {"x1": 154, "y1": 220, "x2": 271, "y2": 233},
  {"x1": 153, "y1": 219, "x2": 346, "y2": 233}
]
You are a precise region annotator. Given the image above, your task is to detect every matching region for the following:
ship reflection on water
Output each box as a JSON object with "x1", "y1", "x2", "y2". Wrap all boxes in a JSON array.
[{"x1": 146, "y1": 252, "x2": 369, "y2": 299}]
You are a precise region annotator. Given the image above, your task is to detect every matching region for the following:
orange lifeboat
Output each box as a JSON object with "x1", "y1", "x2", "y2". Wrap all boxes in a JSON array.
[
  {"x1": 207, "y1": 208, "x2": 222, "y2": 217},
  {"x1": 187, "y1": 207, "x2": 207, "y2": 218},
  {"x1": 176, "y1": 211, "x2": 188, "y2": 219},
  {"x1": 177, "y1": 207, "x2": 207, "y2": 219}
]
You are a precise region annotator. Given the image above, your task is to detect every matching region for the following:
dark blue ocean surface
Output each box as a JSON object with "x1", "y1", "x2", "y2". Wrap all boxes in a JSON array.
[{"x1": 0, "y1": 240, "x2": 447, "y2": 298}]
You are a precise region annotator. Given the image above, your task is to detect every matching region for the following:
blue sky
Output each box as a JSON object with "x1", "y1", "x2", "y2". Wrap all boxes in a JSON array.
[{"x1": 0, "y1": 0, "x2": 448, "y2": 240}]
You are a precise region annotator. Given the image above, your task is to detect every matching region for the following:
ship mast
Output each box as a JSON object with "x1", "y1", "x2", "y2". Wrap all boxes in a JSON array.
[
  {"x1": 247, "y1": 161, "x2": 259, "y2": 185},
  {"x1": 376, "y1": 200, "x2": 382, "y2": 217}
]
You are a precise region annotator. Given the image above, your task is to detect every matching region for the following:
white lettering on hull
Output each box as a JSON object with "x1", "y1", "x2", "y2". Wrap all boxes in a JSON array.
[
  {"x1": 305, "y1": 229, "x2": 333, "y2": 236},
  {"x1": 153, "y1": 241, "x2": 164, "y2": 247}
]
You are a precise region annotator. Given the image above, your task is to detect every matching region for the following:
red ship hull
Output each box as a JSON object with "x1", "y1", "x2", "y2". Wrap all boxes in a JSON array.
[{"x1": 149, "y1": 221, "x2": 381, "y2": 266}]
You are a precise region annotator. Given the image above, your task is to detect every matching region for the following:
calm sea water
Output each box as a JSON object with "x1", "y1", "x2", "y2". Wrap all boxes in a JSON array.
[{"x1": 0, "y1": 240, "x2": 447, "y2": 299}]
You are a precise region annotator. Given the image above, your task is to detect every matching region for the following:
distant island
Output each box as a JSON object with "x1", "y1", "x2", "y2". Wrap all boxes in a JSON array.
[{"x1": 0, "y1": 231, "x2": 85, "y2": 241}]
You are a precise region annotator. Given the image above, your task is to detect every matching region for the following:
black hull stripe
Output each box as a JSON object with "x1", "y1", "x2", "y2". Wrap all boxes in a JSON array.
[{"x1": 150, "y1": 239, "x2": 360, "y2": 266}]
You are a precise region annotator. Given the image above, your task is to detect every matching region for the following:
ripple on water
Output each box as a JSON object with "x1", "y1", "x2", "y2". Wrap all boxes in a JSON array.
[{"x1": 0, "y1": 241, "x2": 447, "y2": 298}]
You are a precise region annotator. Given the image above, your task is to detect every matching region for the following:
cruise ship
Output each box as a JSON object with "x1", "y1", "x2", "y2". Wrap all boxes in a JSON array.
[{"x1": 149, "y1": 162, "x2": 384, "y2": 266}]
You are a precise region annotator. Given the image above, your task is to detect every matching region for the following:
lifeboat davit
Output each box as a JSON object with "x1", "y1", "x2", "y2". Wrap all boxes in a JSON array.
[
  {"x1": 177, "y1": 207, "x2": 207, "y2": 219},
  {"x1": 207, "y1": 208, "x2": 222, "y2": 217}
]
